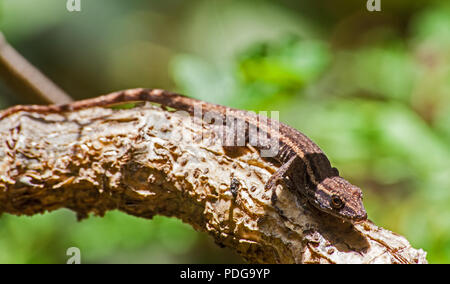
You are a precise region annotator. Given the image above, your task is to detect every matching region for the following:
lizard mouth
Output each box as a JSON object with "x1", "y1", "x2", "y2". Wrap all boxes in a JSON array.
[
  {"x1": 348, "y1": 212, "x2": 368, "y2": 223},
  {"x1": 309, "y1": 199, "x2": 368, "y2": 223},
  {"x1": 328, "y1": 209, "x2": 367, "y2": 223}
]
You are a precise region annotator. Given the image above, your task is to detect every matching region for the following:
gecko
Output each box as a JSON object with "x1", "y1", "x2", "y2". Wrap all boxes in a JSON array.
[{"x1": 0, "y1": 88, "x2": 367, "y2": 222}]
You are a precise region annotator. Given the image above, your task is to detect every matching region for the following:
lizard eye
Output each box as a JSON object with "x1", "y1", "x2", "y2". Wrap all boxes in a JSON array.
[{"x1": 331, "y1": 195, "x2": 344, "y2": 209}]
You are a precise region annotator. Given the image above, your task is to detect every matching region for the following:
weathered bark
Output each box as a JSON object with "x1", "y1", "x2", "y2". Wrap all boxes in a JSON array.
[{"x1": 0, "y1": 101, "x2": 427, "y2": 263}]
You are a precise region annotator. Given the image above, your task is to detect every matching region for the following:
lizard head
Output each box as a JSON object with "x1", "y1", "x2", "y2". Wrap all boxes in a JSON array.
[{"x1": 309, "y1": 175, "x2": 367, "y2": 222}]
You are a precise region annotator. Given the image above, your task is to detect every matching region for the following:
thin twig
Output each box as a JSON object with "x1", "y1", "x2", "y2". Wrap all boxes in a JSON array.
[{"x1": 0, "y1": 32, "x2": 73, "y2": 104}]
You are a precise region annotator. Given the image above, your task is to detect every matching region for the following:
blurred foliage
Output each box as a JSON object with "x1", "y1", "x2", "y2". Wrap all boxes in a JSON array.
[{"x1": 0, "y1": 0, "x2": 449, "y2": 263}]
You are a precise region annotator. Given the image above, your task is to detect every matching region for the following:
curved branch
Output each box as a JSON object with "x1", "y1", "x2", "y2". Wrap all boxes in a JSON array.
[{"x1": 0, "y1": 100, "x2": 427, "y2": 263}]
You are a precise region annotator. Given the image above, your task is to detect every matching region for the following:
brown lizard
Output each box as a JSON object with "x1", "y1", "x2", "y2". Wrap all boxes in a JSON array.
[{"x1": 0, "y1": 88, "x2": 367, "y2": 222}]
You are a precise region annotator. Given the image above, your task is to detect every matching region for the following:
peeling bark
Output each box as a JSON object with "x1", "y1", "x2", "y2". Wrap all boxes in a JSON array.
[{"x1": 0, "y1": 102, "x2": 427, "y2": 263}]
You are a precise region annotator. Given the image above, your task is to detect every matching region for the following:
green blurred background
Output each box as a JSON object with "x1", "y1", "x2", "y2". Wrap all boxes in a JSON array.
[{"x1": 0, "y1": 0, "x2": 449, "y2": 263}]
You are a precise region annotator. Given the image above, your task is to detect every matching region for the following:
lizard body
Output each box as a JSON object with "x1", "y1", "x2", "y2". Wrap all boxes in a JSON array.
[{"x1": 0, "y1": 88, "x2": 367, "y2": 222}]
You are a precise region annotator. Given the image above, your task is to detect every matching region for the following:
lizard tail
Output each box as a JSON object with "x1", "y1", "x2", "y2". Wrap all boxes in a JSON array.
[{"x1": 0, "y1": 88, "x2": 221, "y2": 120}]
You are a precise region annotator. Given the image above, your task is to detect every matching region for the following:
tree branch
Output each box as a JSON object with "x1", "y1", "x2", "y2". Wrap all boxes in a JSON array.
[
  {"x1": 0, "y1": 99, "x2": 427, "y2": 263},
  {"x1": 0, "y1": 32, "x2": 73, "y2": 104}
]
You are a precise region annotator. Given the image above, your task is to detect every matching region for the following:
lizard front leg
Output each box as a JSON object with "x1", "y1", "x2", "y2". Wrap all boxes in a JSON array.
[{"x1": 266, "y1": 155, "x2": 298, "y2": 205}]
